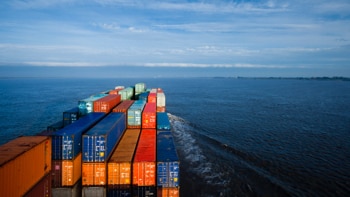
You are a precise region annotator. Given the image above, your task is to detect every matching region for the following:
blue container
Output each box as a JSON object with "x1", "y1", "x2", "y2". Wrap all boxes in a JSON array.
[
  {"x1": 156, "y1": 131, "x2": 180, "y2": 187},
  {"x1": 83, "y1": 113, "x2": 126, "y2": 162},
  {"x1": 47, "y1": 120, "x2": 63, "y2": 133},
  {"x1": 127, "y1": 100, "x2": 145, "y2": 126},
  {"x1": 78, "y1": 94, "x2": 107, "y2": 116},
  {"x1": 156, "y1": 112, "x2": 171, "y2": 130},
  {"x1": 136, "y1": 92, "x2": 149, "y2": 101},
  {"x1": 63, "y1": 107, "x2": 80, "y2": 127},
  {"x1": 51, "y1": 112, "x2": 106, "y2": 160}
]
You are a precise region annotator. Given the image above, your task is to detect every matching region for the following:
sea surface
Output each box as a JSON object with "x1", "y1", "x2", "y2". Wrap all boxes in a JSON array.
[{"x1": 0, "y1": 77, "x2": 349, "y2": 197}]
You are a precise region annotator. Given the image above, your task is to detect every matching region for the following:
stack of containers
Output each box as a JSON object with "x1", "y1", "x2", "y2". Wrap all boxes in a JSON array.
[
  {"x1": 63, "y1": 107, "x2": 80, "y2": 127},
  {"x1": 127, "y1": 100, "x2": 146, "y2": 129},
  {"x1": 156, "y1": 131, "x2": 180, "y2": 196},
  {"x1": 133, "y1": 129, "x2": 157, "y2": 196},
  {"x1": 142, "y1": 102, "x2": 157, "y2": 129},
  {"x1": 107, "y1": 129, "x2": 141, "y2": 196},
  {"x1": 148, "y1": 89, "x2": 157, "y2": 103},
  {"x1": 138, "y1": 91, "x2": 149, "y2": 101},
  {"x1": 157, "y1": 112, "x2": 171, "y2": 130},
  {"x1": 109, "y1": 86, "x2": 124, "y2": 95},
  {"x1": 78, "y1": 94, "x2": 108, "y2": 116},
  {"x1": 118, "y1": 87, "x2": 134, "y2": 101},
  {"x1": 93, "y1": 94, "x2": 121, "y2": 113},
  {"x1": 82, "y1": 112, "x2": 126, "y2": 196},
  {"x1": 135, "y1": 83, "x2": 146, "y2": 99},
  {"x1": 0, "y1": 136, "x2": 51, "y2": 197},
  {"x1": 51, "y1": 112, "x2": 106, "y2": 196},
  {"x1": 157, "y1": 88, "x2": 166, "y2": 112}
]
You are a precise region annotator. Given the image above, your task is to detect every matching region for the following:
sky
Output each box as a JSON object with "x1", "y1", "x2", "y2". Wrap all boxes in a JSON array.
[{"x1": 0, "y1": 0, "x2": 350, "y2": 77}]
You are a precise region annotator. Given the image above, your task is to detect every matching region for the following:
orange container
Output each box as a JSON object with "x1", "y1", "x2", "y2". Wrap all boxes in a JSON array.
[
  {"x1": 62, "y1": 153, "x2": 82, "y2": 186},
  {"x1": 94, "y1": 94, "x2": 121, "y2": 113},
  {"x1": 133, "y1": 129, "x2": 156, "y2": 186},
  {"x1": 157, "y1": 106, "x2": 166, "y2": 112},
  {"x1": 157, "y1": 187, "x2": 180, "y2": 197},
  {"x1": 142, "y1": 103, "x2": 156, "y2": 128},
  {"x1": 112, "y1": 100, "x2": 134, "y2": 113},
  {"x1": 82, "y1": 162, "x2": 106, "y2": 186},
  {"x1": 0, "y1": 136, "x2": 51, "y2": 197},
  {"x1": 108, "y1": 129, "x2": 140, "y2": 185}
]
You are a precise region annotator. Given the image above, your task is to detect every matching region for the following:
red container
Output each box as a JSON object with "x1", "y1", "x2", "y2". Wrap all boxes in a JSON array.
[
  {"x1": 24, "y1": 173, "x2": 52, "y2": 197},
  {"x1": 93, "y1": 94, "x2": 121, "y2": 113},
  {"x1": 148, "y1": 92, "x2": 157, "y2": 103},
  {"x1": 157, "y1": 187, "x2": 180, "y2": 197},
  {"x1": 142, "y1": 103, "x2": 156, "y2": 128},
  {"x1": 51, "y1": 160, "x2": 63, "y2": 188},
  {"x1": 133, "y1": 129, "x2": 156, "y2": 186},
  {"x1": 112, "y1": 100, "x2": 134, "y2": 113}
]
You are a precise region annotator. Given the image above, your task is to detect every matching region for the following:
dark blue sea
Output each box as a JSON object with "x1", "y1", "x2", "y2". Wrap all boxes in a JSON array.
[{"x1": 1, "y1": 77, "x2": 349, "y2": 197}]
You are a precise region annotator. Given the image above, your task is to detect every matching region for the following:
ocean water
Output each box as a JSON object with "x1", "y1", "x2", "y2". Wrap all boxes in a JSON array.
[{"x1": 0, "y1": 77, "x2": 349, "y2": 196}]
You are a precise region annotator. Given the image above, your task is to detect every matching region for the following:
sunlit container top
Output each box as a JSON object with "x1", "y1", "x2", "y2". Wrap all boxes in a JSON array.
[
  {"x1": 135, "y1": 83, "x2": 146, "y2": 94},
  {"x1": 118, "y1": 87, "x2": 134, "y2": 100}
]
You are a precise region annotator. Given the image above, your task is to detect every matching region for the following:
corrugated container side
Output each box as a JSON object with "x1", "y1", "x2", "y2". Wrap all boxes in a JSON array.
[
  {"x1": 112, "y1": 100, "x2": 134, "y2": 113},
  {"x1": 157, "y1": 112, "x2": 171, "y2": 130},
  {"x1": 148, "y1": 92, "x2": 157, "y2": 103},
  {"x1": 52, "y1": 180, "x2": 82, "y2": 197},
  {"x1": 127, "y1": 101, "x2": 146, "y2": 128},
  {"x1": 78, "y1": 94, "x2": 107, "y2": 116},
  {"x1": 157, "y1": 92, "x2": 166, "y2": 107},
  {"x1": 62, "y1": 153, "x2": 82, "y2": 186},
  {"x1": 63, "y1": 107, "x2": 80, "y2": 127},
  {"x1": 107, "y1": 185, "x2": 131, "y2": 197},
  {"x1": 108, "y1": 89, "x2": 119, "y2": 95},
  {"x1": 108, "y1": 129, "x2": 140, "y2": 186},
  {"x1": 142, "y1": 103, "x2": 157, "y2": 129},
  {"x1": 82, "y1": 163, "x2": 106, "y2": 186},
  {"x1": 157, "y1": 187, "x2": 180, "y2": 197},
  {"x1": 52, "y1": 112, "x2": 106, "y2": 160},
  {"x1": 24, "y1": 172, "x2": 52, "y2": 197},
  {"x1": 135, "y1": 83, "x2": 146, "y2": 94},
  {"x1": 83, "y1": 113, "x2": 126, "y2": 162},
  {"x1": 52, "y1": 160, "x2": 63, "y2": 188},
  {"x1": 93, "y1": 94, "x2": 121, "y2": 113},
  {"x1": 157, "y1": 131, "x2": 180, "y2": 188},
  {"x1": 137, "y1": 91, "x2": 149, "y2": 101},
  {"x1": 0, "y1": 136, "x2": 51, "y2": 197},
  {"x1": 133, "y1": 129, "x2": 156, "y2": 187},
  {"x1": 82, "y1": 186, "x2": 106, "y2": 197},
  {"x1": 157, "y1": 106, "x2": 166, "y2": 112},
  {"x1": 118, "y1": 87, "x2": 134, "y2": 101},
  {"x1": 133, "y1": 186, "x2": 156, "y2": 197}
]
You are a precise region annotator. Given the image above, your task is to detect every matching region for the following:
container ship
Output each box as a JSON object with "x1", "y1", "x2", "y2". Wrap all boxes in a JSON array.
[{"x1": 0, "y1": 83, "x2": 180, "y2": 197}]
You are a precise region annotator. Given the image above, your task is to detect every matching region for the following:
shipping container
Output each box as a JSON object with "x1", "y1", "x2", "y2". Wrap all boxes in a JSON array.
[
  {"x1": 137, "y1": 91, "x2": 149, "y2": 101},
  {"x1": 78, "y1": 94, "x2": 108, "y2": 116},
  {"x1": 127, "y1": 100, "x2": 146, "y2": 128},
  {"x1": 63, "y1": 107, "x2": 80, "y2": 127},
  {"x1": 133, "y1": 186, "x2": 156, "y2": 197},
  {"x1": 82, "y1": 162, "x2": 106, "y2": 186},
  {"x1": 83, "y1": 113, "x2": 126, "y2": 162},
  {"x1": 142, "y1": 103, "x2": 157, "y2": 129},
  {"x1": 157, "y1": 112, "x2": 171, "y2": 130},
  {"x1": 108, "y1": 129, "x2": 140, "y2": 186},
  {"x1": 148, "y1": 92, "x2": 157, "y2": 104},
  {"x1": 0, "y1": 136, "x2": 51, "y2": 197},
  {"x1": 133, "y1": 129, "x2": 156, "y2": 187},
  {"x1": 82, "y1": 186, "x2": 106, "y2": 197},
  {"x1": 107, "y1": 185, "x2": 131, "y2": 197},
  {"x1": 52, "y1": 154, "x2": 82, "y2": 187},
  {"x1": 52, "y1": 180, "x2": 81, "y2": 197},
  {"x1": 118, "y1": 87, "x2": 134, "y2": 101},
  {"x1": 52, "y1": 112, "x2": 106, "y2": 160},
  {"x1": 157, "y1": 132, "x2": 180, "y2": 188},
  {"x1": 112, "y1": 100, "x2": 134, "y2": 114},
  {"x1": 24, "y1": 172, "x2": 52, "y2": 197},
  {"x1": 157, "y1": 92, "x2": 166, "y2": 107},
  {"x1": 93, "y1": 94, "x2": 121, "y2": 113},
  {"x1": 157, "y1": 187, "x2": 180, "y2": 197},
  {"x1": 135, "y1": 83, "x2": 146, "y2": 94},
  {"x1": 47, "y1": 120, "x2": 64, "y2": 133}
]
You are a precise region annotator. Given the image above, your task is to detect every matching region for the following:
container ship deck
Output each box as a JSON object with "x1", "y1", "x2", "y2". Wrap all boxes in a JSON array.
[{"x1": 0, "y1": 83, "x2": 180, "y2": 197}]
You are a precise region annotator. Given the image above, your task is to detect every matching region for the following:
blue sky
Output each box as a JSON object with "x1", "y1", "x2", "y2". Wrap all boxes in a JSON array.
[{"x1": 0, "y1": 0, "x2": 350, "y2": 77}]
